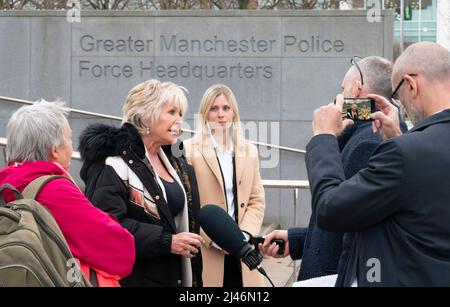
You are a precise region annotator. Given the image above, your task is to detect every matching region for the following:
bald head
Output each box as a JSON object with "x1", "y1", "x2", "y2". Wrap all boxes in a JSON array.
[{"x1": 393, "y1": 42, "x2": 450, "y2": 84}]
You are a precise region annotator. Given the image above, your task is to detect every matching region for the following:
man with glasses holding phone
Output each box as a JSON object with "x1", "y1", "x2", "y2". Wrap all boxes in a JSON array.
[
  {"x1": 260, "y1": 56, "x2": 398, "y2": 286},
  {"x1": 307, "y1": 42, "x2": 450, "y2": 286}
]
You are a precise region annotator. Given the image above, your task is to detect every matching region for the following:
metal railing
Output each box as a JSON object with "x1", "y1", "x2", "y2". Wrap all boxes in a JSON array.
[
  {"x1": 1, "y1": 96, "x2": 310, "y2": 227},
  {"x1": 262, "y1": 179, "x2": 309, "y2": 227},
  {"x1": 262, "y1": 179, "x2": 309, "y2": 277},
  {"x1": 1, "y1": 137, "x2": 310, "y2": 229},
  {"x1": 0, "y1": 95, "x2": 306, "y2": 155},
  {"x1": 2, "y1": 137, "x2": 309, "y2": 190},
  {"x1": 0, "y1": 137, "x2": 6, "y2": 166},
  {"x1": 0, "y1": 95, "x2": 310, "y2": 217}
]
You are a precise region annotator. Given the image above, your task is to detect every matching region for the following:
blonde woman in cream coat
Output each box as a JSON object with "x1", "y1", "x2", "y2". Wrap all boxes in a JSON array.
[{"x1": 184, "y1": 84, "x2": 265, "y2": 287}]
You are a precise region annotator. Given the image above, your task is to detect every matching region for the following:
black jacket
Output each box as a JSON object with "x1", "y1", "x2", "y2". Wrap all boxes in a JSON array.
[
  {"x1": 289, "y1": 122, "x2": 382, "y2": 281},
  {"x1": 79, "y1": 123, "x2": 202, "y2": 287},
  {"x1": 306, "y1": 110, "x2": 450, "y2": 286}
]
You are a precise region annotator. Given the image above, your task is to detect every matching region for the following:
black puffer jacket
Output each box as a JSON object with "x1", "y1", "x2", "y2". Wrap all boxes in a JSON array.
[{"x1": 79, "y1": 123, "x2": 202, "y2": 287}]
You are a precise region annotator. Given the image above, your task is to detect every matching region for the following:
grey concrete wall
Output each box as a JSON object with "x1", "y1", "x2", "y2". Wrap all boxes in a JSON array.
[{"x1": 0, "y1": 10, "x2": 393, "y2": 228}]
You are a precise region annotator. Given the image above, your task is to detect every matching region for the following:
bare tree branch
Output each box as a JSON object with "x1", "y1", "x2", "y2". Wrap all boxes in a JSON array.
[{"x1": 2, "y1": 0, "x2": 341, "y2": 10}]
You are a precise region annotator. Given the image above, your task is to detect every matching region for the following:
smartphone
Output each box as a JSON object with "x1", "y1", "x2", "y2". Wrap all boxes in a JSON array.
[{"x1": 341, "y1": 98, "x2": 376, "y2": 121}]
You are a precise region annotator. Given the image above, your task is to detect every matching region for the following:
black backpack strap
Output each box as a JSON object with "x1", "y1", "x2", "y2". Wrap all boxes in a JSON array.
[
  {"x1": 89, "y1": 268, "x2": 99, "y2": 287},
  {"x1": 0, "y1": 183, "x2": 24, "y2": 206},
  {"x1": 22, "y1": 175, "x2": 70, "y2": 200}
]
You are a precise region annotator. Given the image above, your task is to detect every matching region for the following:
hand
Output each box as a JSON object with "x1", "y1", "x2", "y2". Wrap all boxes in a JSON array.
[
  {"x1": 171, "y1": 232, "x2": 205, "y2": 258},
  {"x1": 312, "y1": 94, "x2": 354, "y2": 136},
  {"x1": 368, "y1": 94, "x2": 402, "y2": 141},
  {"x1": 258, "y1": 230, "x2": 290, "y2": 259}
]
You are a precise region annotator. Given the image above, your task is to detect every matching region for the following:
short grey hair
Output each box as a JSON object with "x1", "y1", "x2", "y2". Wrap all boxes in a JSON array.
[
  {"x1": 122, "y1": 79, "x2": 188, "y2": 135},
  {"x1": 6, "y1": 100, "x2": 69, "y2": 163},
  {"x1": 393, "y1": 42, "x2": 450, "y2": 83},
  {"x1": 358, "y1": 56, "x2": 394, "y2": 98}
]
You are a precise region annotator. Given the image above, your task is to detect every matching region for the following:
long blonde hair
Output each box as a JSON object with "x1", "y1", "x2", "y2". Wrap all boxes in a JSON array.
[{"x1": 196, "y1": 84, "x2": 244, "y2": 146}]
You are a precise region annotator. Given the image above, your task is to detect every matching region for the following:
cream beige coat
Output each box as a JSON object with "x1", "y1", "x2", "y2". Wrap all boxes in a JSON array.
[{"x1": 184, "y1": 133, "x2": 266, "y2": 287}]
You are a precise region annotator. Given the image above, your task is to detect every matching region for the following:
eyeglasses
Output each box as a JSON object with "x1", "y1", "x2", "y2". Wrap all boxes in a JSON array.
[
  {"x1": 390, "y1": 74, "x2": 418, "y2": 100},
  {"x1": 350, "y1": 56, "x2": 364, "y2": 87}
]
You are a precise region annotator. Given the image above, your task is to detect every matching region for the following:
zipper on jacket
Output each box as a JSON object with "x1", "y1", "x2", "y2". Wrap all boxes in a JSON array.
[{"x1": 135, "y1": 151, "x2": 158, "y2": 184}]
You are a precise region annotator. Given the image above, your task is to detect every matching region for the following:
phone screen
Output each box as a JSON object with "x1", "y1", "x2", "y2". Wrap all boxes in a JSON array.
[{"x1": 342, "y1": 98, "x2": 376, "y2": 121}]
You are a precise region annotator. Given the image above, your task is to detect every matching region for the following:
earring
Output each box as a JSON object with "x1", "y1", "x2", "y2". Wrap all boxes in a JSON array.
[{"x1": 145, "y1": 127, "x2": 150, "y2": 135}]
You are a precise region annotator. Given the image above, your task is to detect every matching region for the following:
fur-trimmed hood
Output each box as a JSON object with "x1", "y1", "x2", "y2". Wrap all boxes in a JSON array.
[
  {"x1": 78, "y1": 122, "x2": 185, "y2": 182},
  {"x1": 79, "y1": 123, "x2": 145, "y2": 182}
]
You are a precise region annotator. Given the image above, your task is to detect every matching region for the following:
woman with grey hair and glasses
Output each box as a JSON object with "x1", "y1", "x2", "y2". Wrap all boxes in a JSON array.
[
  {"x1": 0, "y1": 100, "x2": 135, "y2": 286},
  {"x1": 79, "y1": 79, "x2": 204, "y2": 287}
]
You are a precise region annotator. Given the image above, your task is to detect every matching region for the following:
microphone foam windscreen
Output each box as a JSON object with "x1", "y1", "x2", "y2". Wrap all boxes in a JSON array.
[{"x1": 199, "y1": 204, "x2": 247, "y2": 257}]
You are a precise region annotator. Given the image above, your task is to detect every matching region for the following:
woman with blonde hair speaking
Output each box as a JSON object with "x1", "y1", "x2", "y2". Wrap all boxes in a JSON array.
[
  {"x1": 184, "y1": 84, "x2": 265, "y2": 287},
  {"x1": 80, "y1": 79, "x2": 204, "y2": 287}
]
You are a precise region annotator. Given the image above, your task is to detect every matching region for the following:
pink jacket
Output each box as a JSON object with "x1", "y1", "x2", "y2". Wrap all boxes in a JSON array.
[{"x1": 0, "y1": 161, "x2": 135, "y2": 279}]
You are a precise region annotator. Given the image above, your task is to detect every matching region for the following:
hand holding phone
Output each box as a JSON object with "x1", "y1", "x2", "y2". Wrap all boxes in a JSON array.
[
  {"x1": 313, "y1": 94, "x2": 355, "y2": 136},
  {"x1": 368, "y1": 94, "x2": 403, "y2": 140}
]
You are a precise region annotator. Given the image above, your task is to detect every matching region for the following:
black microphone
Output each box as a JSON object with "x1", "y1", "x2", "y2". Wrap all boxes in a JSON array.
[{"x1": 199, "y1": 205, "x2": 263, "y2": 271}]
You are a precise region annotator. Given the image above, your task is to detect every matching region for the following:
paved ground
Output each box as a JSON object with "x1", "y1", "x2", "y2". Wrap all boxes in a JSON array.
[{"x1": 262, "y1": 256, "x2": 300, "y2": 287}]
